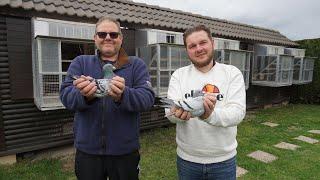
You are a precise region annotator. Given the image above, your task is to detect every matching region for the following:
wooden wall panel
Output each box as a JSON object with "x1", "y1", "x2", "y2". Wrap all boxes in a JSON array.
[{"x1": 6, "y1": 17, "x2": 33, "y2": 99}]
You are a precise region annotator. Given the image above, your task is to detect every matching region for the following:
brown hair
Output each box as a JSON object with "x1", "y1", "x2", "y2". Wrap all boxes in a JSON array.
[
  {"x1": 183, "y1": 25, "x2": 212, "y2": 46},
  {"x1": 95, "y1": 17, "x2": 122, "y2": 35}
]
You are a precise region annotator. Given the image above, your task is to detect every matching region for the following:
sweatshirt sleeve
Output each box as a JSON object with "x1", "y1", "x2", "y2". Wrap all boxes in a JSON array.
[
  {"x1": 165, "y1": 69, "x2": 187, "y2": 123},
  {"x1": 118, "y1": 58, "x2": 155, "y2": 112},
  {"x1": 201, "y1": 67, "x2": 246, "y2": 127},
  {"x1": 60, "y1": 56, "x2": 94, "y2": 111}
]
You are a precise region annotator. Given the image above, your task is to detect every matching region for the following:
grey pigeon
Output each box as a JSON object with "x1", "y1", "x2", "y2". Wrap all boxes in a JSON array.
[
  {"x1": 103, "y1": 64, "x2": 116, "y2": 79},
  {"x1": 94, "y1": 64, "x2": 116, "y2": 97},
  {"x1": 71, "y1": 64, "x2": 116, "y2": 98},
  {"x1": 160, "y1": 96, "x2": 205, "y2": 117},
  {"x1": 159, "y1": 90, "x2": 223, "y2": 117}
]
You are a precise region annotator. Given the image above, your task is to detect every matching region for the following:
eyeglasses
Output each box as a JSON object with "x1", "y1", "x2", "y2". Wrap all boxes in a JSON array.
[{"x1": 96, "y1": 32, "x2": 120, "y2": 39}]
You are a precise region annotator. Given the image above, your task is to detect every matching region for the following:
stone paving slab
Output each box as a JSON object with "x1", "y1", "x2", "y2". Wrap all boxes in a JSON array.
[
  {"x1": 294, "y1": 135, "x2": 319, "y2": 144},
  {"x1": 261, "y1": 122, "x2": 279, "y2": 127},
  {"x1": 274, "y1": 142, "x2": 300, "y2": 150},
  {"x1": 308, "y1": 130, "x2": 320, "y2": 134},
  {"x1": 247, "y1": 150, "x2": 277, "y2": 163},
  {"x1": 0, "y1": 155, "x2": 16, "y2": 165},
  {"x1": 236, "y1": 166, "x2": 248, "y2": 178}
]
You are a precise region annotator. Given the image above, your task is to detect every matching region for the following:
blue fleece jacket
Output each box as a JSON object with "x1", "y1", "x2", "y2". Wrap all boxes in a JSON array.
[{"x1": 60, "y1": 54, "x2": 155, "y2": 155}]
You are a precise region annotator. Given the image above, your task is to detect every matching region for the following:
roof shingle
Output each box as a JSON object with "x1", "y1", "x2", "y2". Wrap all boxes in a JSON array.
[{"x1": 0, "y1": 0, "x2": 297, "y2": 46}]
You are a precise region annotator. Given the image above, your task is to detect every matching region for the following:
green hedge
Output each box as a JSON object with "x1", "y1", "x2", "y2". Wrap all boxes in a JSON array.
[{"x1": 293, "y1": 38, "x2": 320, "y2": 104}]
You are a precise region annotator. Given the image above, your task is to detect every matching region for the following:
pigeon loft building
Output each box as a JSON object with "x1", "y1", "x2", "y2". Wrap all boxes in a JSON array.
[
  {"x1": 135, "y1": 29, "x2": 189, "y2": 96},
  {"x1": 213, "y1": 37, "x2": 252, "y2": 90},
  {"x1": 284, "y1": 48, "x2": 315, "y2": 84},
  {"x1": 252, "y1": 44, "x2": 294, "y2": 87},
  {"x1": 0, "y1": 0, "x2": 315, "y2": 159}
]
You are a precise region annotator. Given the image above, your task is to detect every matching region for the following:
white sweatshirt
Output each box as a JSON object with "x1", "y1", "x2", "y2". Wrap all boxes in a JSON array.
[{"x1": 165, "y1": 62, "x2": 246, "y2": 164}]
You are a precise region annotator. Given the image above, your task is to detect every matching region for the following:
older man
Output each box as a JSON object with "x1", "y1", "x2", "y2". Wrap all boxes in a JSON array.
[
  {"x1": 60, "y1": 17, "x2": 155, "y2": 180},
  {"x1": 166, "y1": 25, "x2": 246, "y2": 180}
]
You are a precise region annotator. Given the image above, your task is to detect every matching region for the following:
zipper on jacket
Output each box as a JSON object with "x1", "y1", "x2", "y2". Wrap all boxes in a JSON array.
[
  {"x1": 101, "y1": 97, "x2": 106, "y2": 154},
  {"x1": 100, "y1": 59, "x2": 107, "y2": 154}
]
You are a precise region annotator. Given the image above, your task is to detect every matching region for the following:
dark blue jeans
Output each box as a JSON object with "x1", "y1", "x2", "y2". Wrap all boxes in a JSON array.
[{"x1": 177, "y1": 155, "x2": 236, "y2": 180}]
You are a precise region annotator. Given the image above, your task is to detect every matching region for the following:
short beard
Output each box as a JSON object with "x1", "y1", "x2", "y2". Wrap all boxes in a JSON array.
[
  {"x1": 190, "y1": 52, "x2": 214, "y2": 68},
  {"x1": 101, "y1": 50, "x2": 117, "y2": 57},
  {"x1": 99, "y1": 47, "x2": 120, "y2": 60}
]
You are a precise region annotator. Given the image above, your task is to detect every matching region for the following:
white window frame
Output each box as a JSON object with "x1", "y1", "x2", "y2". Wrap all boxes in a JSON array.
[{"x1": 33, "y1": 37, "x2": 95, "y2": 110}]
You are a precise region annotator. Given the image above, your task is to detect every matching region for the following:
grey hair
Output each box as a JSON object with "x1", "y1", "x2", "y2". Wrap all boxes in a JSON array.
[{"x1": 95, "y1": 17, "x2": 122, "y2": 35}]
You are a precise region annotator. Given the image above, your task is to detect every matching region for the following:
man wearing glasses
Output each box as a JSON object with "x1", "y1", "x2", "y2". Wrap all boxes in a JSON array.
[{"x1": 60, "y1": 17, "x2": 155, "y2": 180}]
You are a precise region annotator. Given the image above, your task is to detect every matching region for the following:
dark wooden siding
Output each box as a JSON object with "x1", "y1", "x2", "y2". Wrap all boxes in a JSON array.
[
  {"x1": 0, "y1": 16, "x2": 6, "y2": 151},
  {"x1": 0, "y1": 15, "x2": 74, "y2": 156},
  {"x1": 6, "y1": 17, "x2": 33, "y2": 99},
  {"x1": 246, "y1": 85, "x2": 293, "y2": 109},
  {"x1": 140, "y1": 107, "x2": 168, "y2": 130}
]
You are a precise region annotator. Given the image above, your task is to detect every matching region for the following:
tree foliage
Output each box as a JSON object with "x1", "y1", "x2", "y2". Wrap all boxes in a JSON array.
[{"x1": 293, "y1": 38, "x2": 320, "y2": 104}]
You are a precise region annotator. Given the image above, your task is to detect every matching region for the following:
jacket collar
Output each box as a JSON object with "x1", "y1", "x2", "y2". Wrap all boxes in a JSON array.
[{"x1": 97, "y1": 47, "x2": 130, "y2": 69}]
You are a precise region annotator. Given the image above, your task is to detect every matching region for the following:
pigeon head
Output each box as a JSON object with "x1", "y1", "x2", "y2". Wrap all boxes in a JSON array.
[{"x1": 102, "y1": 64, "x2": 116, "y2": 79}]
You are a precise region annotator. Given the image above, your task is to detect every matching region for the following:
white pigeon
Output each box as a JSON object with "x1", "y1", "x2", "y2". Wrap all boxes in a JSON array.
[
  {"x1": 160, "y1": 90, "x2": 223, "y2": 117},
  {"x1": 159, "y1": 89, "x2": 206, "y2": 117},
  {"x1": 160, "y1": 96, "x2": 204, "y2": 117}
]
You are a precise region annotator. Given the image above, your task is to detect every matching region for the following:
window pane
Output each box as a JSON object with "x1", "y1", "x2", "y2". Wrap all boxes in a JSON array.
[
  {"x1": 160, "y1": 45, "x2": 168, "y2": 69},
  {"x1": 61, "y1": 41, "x2": 95, "y2": 72},
  {"x1": 280, "y1": 56, "x2": 292, "y2": 70},
  {"x1": 171, "y1": 46, "x2": 180, "y2": 69},
  {"x1": 166, "y1": 34, "x2": 175, "y2": 43},
  {"x1": 150, "y1": 46, "x2": 158, "y2": 68},
  {"x1": 230, "y1": 51, "x2": 245, "y2": 70},
  {"x1": 293, "y1": 57, "x2": 302, "y2": 81},
  {"x1": 255, "y1": 56, "x2": 277, "y2": 81},
  {"x1": 180, "y1": 49, "x2": 190, "y2": 67},
  {"x1": 160, "y1": 71, "x2": 170, "y2": 87},
  {"x1": 61, "y1": 42, "x2": 95, "y2": 60},
  {"x1": 224, "y1": 51, "x2": 230, "y2": 64},
  {"x1": 304, "y1": 58, "x2": 314, "y2": 70},
  {"x1": 40, "y1": 39, "x2": 59, "y2": 72},
  {"x1": 214, "y1": 50, "x2": 222, "y2": 63}
]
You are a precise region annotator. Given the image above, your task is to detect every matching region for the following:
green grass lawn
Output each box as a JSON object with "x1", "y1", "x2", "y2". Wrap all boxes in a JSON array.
[{"x1": 0, "y1": 104, "x2": 319, "y2": 180}]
